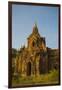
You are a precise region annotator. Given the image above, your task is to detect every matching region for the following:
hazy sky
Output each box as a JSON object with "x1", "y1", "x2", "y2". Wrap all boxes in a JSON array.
[{"x1": 12, "y1": 4, "x2": 59, "y2": 49}]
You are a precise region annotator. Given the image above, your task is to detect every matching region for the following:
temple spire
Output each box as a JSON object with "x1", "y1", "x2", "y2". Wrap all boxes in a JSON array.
[
  {"x1": 35, "y1": 21, "x2": 37, "y2": 27},
  {"x1": 33, "y1": 22, "x2": 38, "y2": 33},
  {"x1": 34, "y1": 21, "x2": 37, "y2": 28},
  {"x1": 27, "y1": 22, "x2": 40, "y2": 40}
]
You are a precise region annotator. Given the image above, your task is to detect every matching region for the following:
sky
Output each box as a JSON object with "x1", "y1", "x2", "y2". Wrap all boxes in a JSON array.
[{"x1": 12, "y1": 4, "x2": 59, "y2": 49}]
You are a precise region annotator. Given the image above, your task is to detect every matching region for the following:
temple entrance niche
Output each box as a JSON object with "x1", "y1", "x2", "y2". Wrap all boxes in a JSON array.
[
  {"x1": 27, "y1": 62, "x2": 31, "y2": 76},
  {"x1": 39, "y1": 57, "x2": 45, "y2": 74}
]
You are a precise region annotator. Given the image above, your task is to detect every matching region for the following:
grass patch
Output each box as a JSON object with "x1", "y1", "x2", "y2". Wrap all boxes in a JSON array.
[{"x1": 12, "y1": 69, "x2": 59, "y2": 87}]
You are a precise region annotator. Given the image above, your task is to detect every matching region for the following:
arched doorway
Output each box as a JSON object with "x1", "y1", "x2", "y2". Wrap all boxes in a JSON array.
[
  {"x1": 27, "y1": 62, "x2": 31, "y2": 76},
  {"x1": 39, "y1": 57, "x2": 45, "y2": 74}
]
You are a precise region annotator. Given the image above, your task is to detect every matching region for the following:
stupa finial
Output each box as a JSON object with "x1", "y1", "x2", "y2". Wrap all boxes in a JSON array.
[
  {"x1": 33, "y1": 21, "x2": 38, "y2": 34},
  {"x1": 34, "y1": 20, "x2": 37, "y2": 27}
]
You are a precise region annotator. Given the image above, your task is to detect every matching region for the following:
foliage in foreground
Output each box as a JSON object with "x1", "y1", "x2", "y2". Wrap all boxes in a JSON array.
[{"x1": 12, "y1": 69, "x2": 59, "y2": 86}]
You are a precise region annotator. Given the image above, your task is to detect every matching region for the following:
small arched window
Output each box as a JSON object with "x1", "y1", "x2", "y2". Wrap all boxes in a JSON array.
[
  {"x1": 32, "y1": 40, "x2": 39, "y2": 47},
  {"x1": 32, "y1": 41, "x2": 35, "y2": 47}
]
